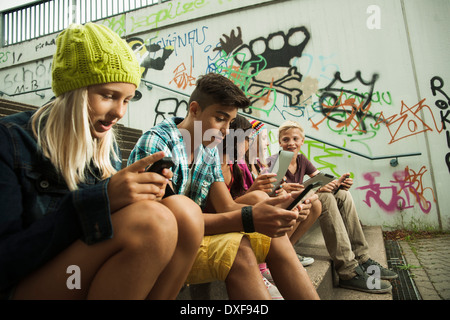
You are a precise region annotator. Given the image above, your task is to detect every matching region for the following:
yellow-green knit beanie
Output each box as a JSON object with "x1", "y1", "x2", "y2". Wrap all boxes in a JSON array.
[{"x1": 52, "y1": 23, "x2": 141, "y2": 97}]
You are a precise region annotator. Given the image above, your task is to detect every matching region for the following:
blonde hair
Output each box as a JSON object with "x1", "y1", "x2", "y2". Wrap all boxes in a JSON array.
[
  {"x1": 31, "y1": 88, "x2": 120, "y2": 191},
  {"x1": 278, "y1": 120, "x2": 305, "y2": 141}
]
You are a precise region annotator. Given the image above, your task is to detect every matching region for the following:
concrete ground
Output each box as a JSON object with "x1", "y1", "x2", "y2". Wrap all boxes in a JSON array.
[{"x1": 399, "y1": 234, "x2": 450, "y2": 300}]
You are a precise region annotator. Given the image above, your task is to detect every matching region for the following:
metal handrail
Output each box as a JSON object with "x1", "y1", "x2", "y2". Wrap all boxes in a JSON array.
[
  {"x1": 140, "y1": 80, "x2": 422, "y2": 164},
  {"x1": 0, "y1": 87, "x2": 49, "y2": 99},
  {"x1": 242, "y1": 113, "x2": 421, "y2": 163}
]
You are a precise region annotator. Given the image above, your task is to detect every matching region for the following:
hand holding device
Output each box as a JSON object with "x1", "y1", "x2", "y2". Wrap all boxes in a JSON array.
[
  {"x1": 268, "y1": 150, "x2": 293, "y2": 196},
  {"x1": 285, "y1": 182, "x2": 321, "y2": 210},
  {"x1": 285, "y1": 172, "x2": 335, "y2": 210},
  {"x1": 334, "y1": 174, "x2": 350, "y2": 194},
  {"x1": 146, "y1": 157, "x2": 175, "y2": 198},
  {"x1": 146, "y1": 157, "x2": 174, "y2": 174}
]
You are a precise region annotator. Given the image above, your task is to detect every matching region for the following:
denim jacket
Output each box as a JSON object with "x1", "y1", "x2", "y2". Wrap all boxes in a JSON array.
[{"x1": 0, "y1": 111, "x2": 119, "y2": 290}]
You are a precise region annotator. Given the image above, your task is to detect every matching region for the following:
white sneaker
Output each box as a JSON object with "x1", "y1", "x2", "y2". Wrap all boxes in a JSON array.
[
  {"x1": 297, "y1": 254, "x2": 314, "y2": 267},
  {"x1": 262, "y1": 275, "x2": 284, "y2": 300}
]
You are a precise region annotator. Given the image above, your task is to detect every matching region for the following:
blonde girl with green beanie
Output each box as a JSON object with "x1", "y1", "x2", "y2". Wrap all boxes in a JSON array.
[{"x1": 0, "y1": 23, "x2": 204, "y2": 299}]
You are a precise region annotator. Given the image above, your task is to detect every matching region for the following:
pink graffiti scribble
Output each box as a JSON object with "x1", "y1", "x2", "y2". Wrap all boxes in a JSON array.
[{"x1": 357, "y1": 167, "x2": 435, "y2": 214}]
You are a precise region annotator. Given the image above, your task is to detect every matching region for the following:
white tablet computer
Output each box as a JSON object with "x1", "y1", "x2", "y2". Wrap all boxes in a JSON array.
[{"x1": 268, "y1": 150, "x2": 294, "y2": 196}]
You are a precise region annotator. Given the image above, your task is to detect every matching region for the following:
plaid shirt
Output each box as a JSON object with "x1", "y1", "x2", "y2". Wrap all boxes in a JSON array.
[{"x1": 127, "y1": 117, "x2": 224, "y2": 209}]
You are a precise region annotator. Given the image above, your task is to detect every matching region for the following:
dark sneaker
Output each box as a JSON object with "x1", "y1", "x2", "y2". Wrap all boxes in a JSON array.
[
  {"x1": 339, "y1": 265, "x2": 392, "y2": 294},
  {"x1": 360, "y1": 258, "x2": 398, "y2": 280}
]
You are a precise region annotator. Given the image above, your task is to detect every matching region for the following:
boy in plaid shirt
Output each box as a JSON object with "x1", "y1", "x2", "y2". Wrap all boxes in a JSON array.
[{"x1": 128, "y1": 73, "x2": 319, "y2": 299}]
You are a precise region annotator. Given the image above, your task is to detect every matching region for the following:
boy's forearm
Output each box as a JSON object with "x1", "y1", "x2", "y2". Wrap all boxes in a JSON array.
[{"x1": 203, "y1": 210, "x2": 244, "y2": 235}]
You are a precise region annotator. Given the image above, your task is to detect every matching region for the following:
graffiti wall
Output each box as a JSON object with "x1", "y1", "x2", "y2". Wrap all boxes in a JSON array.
[{"x1": 1, "y1": 0, "x2": 449, "y2": 231}]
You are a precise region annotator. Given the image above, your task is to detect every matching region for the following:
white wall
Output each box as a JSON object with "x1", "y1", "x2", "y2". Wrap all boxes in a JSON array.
[{"x1": 1, "y1": 0, "x2": 449, "y2": 230}]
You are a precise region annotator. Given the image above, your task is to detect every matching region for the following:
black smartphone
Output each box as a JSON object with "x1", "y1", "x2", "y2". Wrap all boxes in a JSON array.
[
  {"x1": 334, "y1": 174, "x2": 350, "y2": 194},
  {"x1": 146, "y1": 157, "x2": 175, "y2": 198},
  {"x1": 286, "y1": 182, "x2": 321, "y2": 211},
  {"x1": 146, "y1": 157, "x2": 174, "y2": 174}
]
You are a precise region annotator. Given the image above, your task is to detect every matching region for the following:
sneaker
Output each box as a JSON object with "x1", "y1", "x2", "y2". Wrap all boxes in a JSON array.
[
  {"x1": 297, "y1": 254, "x2": 314, "y2": 267},
  {"x1": 262, "y1": 275, "x2": 284, "y2": 300},
  {"x1": 339, "y1": 265, "x2": 392, "y2": 294},
  {"x1": 260, "y1": 266, "x2": 274, "y2": 284},
  {"x1": 360, "y1": 258, "x2": 398, "y2": 280}
]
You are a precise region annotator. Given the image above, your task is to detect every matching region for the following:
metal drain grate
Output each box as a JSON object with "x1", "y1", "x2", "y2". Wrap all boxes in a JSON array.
[{"x1": 384, "y1": 240, "x2": 422, "y2": 300}]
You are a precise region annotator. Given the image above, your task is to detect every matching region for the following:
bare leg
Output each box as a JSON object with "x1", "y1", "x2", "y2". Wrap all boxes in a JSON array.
[
  {"x1": 147, "y1": 195, "x2": 204, "y2": 299},
  {"x1": 287, "y1": 199, "x2": 322, "y2": 245},
  {"x1": 266, "y1": 235, "x2": 320, "y2": 300},
  {"x1": 13, "y1": 200, "x2": 178, "y2": 300},
  {"x1": 225, "y1": 237, "x2": 271, "y2": 300},
  {"x1": 234, "y1": 190, "x2": 269, "y2": 205}
]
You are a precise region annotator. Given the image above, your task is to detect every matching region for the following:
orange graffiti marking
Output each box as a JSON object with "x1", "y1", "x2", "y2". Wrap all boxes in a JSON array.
[
  {"x1": 170, "y1": 56, "x2": 196, "y2": 90},
  {"x1": 310, "y1": 91, "x2": 374, "y2": 132},
  {"x1": 375, "y1": 98, "x2": 444, "y2": 144}
]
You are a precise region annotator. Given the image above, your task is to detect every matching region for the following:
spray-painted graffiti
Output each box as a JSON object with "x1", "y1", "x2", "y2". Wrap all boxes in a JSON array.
[
  {"x1": 129, "y1": 0, "x2": 209, "y2": 32},
  {"x1": 34, "y1": 38, "x2": 56, "y2": 52},
  {"x1": 301, "y1": 140, "x2": 350, "y2": 178},
  {"x1": 357, "y1": 166, "x2": 435, "y2": 214},
  {"x1": 0, "y1": 51, "x2": 11, "y2": 64},
  {"x1": 312, "y1": 71, "x2": 380, "y2": 133},
  {"x1": 0, "y1": 50, "x2": 24, "y2": 66},
  {"x1": 375, "y1": 98, "x2": 443, "y2": 144},
  {"x1": 430, "y1": 76, "x2": 450, "y2": 173},
  {"x1": 1, "y1": 60, "x2": 52, "y2": 95},
  {"x1": 155, "y1": 26, "x2": 208, "y2": 58},
  {"x1": 127, "y1": 37, "x2": 174, "y2": 77},
  {"x1": 293, "y1": 53, "x2": 340, "y2": 87},
  {"x1": 101, "y1": 15, "x2": 126, "y2": 37},
  {"x1": 153, "y1": 97, "x2": 188, "y2": 126},
  {"x1": 213, "y1": 26, "x2": 312, "y2": 116},
  {"x1": 170, "y1": 56, "x2": 196, "y2": 90}
]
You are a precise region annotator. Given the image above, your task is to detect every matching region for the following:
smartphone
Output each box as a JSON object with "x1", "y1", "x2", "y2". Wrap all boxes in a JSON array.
[
  {"x1": 146, "y1": 157, "x2": 175, "y2": 198},
  {"x1": 334, "y1": 174, "x2": 350, "y2": 194},
  {"x1": 146, "y1": 157, "x2": 174, "y2": 174},
  {"x1": 286, "y1": 182, "x2": 321, "y2": 210}
]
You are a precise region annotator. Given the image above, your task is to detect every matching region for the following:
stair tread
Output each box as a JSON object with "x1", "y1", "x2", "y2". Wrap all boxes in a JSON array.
[{"x1": 178, "y1": 223, "x2": 392, "y2": 300}]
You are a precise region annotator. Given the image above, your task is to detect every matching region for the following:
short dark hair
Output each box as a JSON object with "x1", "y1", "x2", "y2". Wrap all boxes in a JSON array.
[{"x1": 189, "y1": 73, "x2": 250, "y2": 110}]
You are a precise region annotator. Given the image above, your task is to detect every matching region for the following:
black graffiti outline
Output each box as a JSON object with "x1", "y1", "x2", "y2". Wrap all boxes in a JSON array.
[
  {"x1": 232, "y1": 26, "x2": 311, "y2": 73},
  {"x1": 153, "y1": 97, "x2": 188, "y2": 126},
  {"x1": 430, "y1": 76, "x2": 450, "y2": 173},
  {"x1": 317, "y1": 71, "x2": 381, "y2": 133}
]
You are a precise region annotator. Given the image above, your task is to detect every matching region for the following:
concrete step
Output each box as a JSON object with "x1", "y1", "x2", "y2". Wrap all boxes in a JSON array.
[
  {"x1": 178, "y1": 223, "x2": 393, "y2": 300},
  {"x1": 295, "y1": 221, "x2": 392, "y2": 300}
]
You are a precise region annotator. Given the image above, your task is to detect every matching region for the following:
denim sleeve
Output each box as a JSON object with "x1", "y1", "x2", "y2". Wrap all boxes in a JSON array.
[
  {"x1": 0, "y1": 124, "x2": 113, "y2": 247},
  {"x1": 0, "y1": 125, "x2": 24, "y2": 237},
  {"x1": 72, "y1": 179, "x2": 113, "y2": 245}
]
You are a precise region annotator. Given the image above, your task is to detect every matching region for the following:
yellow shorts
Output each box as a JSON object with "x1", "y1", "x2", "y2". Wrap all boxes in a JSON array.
[{"x1": 185, "y1": 232, "x2": 271, "y2": 285}]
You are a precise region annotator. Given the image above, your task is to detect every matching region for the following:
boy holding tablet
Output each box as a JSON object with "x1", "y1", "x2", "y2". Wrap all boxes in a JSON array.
[{"x1": 271, "y1": 120, "x2": 397, "y2": 294}]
